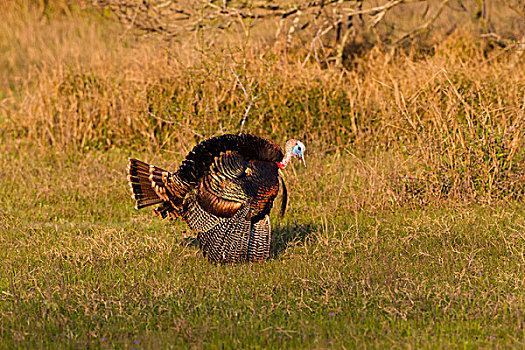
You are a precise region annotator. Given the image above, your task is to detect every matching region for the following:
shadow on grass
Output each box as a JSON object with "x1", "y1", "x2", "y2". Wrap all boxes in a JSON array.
[
  {"x1": 270, "y1": 222, "x2": 317, "y2": 259},
  {"x1": 180, "y1": 233, "x2": 199, "y2": 248}
]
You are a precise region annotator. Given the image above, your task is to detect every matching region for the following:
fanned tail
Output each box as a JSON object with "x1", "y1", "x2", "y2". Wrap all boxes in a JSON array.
[
  {"x1": 126, "y1": 158, "x2": 173, "y2": 212},
  {"x1": 127, "y1": 158, "x2": 165, "y2": 209}
]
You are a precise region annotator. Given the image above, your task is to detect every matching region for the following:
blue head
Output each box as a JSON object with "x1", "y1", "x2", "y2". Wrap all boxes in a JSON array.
[
  {"x1": 292, "y1": 141, "x2": 306, "y2": 167},
  {"x1": 277, "y1": 139, "x2": 306, "y2": 169}
]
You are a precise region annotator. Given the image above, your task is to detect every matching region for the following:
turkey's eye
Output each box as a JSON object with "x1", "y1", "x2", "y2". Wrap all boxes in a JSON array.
[{"x1": 295, "y1": 141, "x2": 305, "y2": 154}]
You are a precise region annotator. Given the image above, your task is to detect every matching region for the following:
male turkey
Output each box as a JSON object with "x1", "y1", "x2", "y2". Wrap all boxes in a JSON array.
[{"x1": 127, "y1": 134, "x2": 306, "y2": 263}]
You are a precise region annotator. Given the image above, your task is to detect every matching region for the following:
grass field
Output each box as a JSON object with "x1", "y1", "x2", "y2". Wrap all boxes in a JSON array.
[{"x1": 1, "y1": 1, "x2": 524, "y2": 348}]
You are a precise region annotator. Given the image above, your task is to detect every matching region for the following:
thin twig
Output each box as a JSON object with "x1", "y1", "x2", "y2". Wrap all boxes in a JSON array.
[
  {"x1": 229, "y1": 67, "x2": 249, "y2": 100},
  {"x1": 146, "y1": 110, "x2": 204, "y2": 138},
  {"x1": 230, "y1": 67, "x2": 251, "y2": 133},
  {"x1": 239, "y1": 90, "x2": 268, "y2": 134},
  {"x1": 239, "y1": 100, "x2": 253, "y2": 134},
  {"x1": 230, "y1": 67, "x2": 269, "y2": 134}
]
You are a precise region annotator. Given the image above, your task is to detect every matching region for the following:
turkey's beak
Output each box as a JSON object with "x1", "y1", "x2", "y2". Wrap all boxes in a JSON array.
[{"x1": 301, "y1": 155, "x2": 306, "y2": 168}]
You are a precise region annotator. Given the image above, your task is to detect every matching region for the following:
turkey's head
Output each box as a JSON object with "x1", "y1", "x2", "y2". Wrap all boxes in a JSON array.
[{"x1": 277, "y1": 139, "x2": 306, "y2": 169}]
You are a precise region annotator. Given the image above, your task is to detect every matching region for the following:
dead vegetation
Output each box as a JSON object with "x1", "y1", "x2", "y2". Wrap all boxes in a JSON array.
[{"x1": 1, "y1": 0, "x2": 523, "y2": 207}]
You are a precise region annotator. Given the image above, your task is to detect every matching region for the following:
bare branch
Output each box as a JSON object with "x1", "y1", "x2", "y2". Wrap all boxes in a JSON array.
[
  {"x1": 395, "y1": 0, "x2": 453, "y2": 44},
  {"x1": 96, "y1": 0, "x2": 519, "y2": 67},
  {"x1": 229, "y1": 67, "x2": 249, "y2": 100}
]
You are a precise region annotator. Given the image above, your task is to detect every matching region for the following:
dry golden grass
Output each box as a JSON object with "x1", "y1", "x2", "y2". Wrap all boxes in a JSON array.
[{"x1": 1, "y1": 0, "x2": 523, "y2": 205}]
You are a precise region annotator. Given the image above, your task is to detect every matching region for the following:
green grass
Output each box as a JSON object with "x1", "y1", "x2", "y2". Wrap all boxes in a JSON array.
[{"x1": 0, "y1": 144, "x2": 523, "y2": 348}]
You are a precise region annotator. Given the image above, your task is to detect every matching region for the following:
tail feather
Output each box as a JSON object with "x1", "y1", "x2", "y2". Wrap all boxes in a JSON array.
[
  {"x1": 135, "y1": 198, "x2": 164, "y2": 209},
  {"x1": 153, "y1": 201, "x2": 178, "y2": 220},
  {"x1": 127, "y1": 158, "x2": 190, "y2": 220},
  {"x1": 127, "y1": 158, "x2": 166, "y2": 210}
]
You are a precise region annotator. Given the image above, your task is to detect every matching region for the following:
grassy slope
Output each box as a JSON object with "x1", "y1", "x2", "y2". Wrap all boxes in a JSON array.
[
  {"x1": 0, "y1": 144, "x2": 524, "y2": 348},
  {"x1": 0, "y1": 1, "x2": 524, "y2": 349}
]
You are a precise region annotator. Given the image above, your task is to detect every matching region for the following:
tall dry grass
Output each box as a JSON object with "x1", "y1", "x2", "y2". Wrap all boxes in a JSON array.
[{"x1": 0, "y1": 0, "x2": 524, "y2": 206}]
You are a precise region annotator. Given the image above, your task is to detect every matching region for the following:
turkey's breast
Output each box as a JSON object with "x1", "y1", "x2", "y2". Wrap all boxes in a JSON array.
[
  {"x1": 194, "y1": 152, "x2": 279, "y2": 220},
  {"x1": 243, "y1": 160, "x2": 279, "y2": 220}
]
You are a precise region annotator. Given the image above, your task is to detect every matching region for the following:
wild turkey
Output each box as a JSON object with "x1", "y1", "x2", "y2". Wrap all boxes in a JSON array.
[{"x1": 127, "y1": 134, "x2": 306, "y2": 263}]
